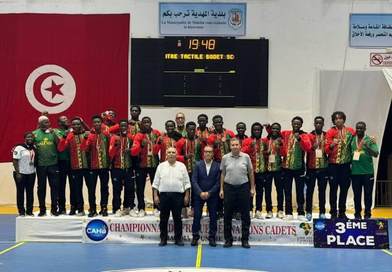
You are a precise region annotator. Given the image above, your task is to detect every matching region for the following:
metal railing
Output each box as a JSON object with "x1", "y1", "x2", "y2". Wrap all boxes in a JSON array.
[{"x1": 375, "y1": 180, "x2": 392, "y2": 207}]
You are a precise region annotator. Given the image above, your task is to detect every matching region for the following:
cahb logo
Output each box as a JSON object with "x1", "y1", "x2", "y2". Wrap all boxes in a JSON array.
[
  {"x1": 86, "y1": 219, "x2": 108, "y2": 242},
  {"x1": 315, "y1": 220, "x2": 326, "y2": 231}
]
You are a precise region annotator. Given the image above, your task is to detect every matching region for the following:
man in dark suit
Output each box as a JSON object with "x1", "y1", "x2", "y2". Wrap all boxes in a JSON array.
[{"x1": 191, "y1": 145, "x2": 220, "y2": 247}]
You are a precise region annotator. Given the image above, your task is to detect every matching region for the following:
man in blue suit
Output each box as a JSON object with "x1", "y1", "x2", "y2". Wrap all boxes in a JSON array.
[{"x1": 191, "y1": 145, "x2": 221, "y2": 247}]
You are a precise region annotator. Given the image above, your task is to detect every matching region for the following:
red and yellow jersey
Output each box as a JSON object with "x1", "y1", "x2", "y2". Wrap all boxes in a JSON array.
[
  {"x1": 131, "y1": 129, "x2": 161, "y2": 168},
  {"x1": 207, "y1": 129, "x2": 235, "y2": 161},
  {"x1": 325, "y1": 126, "x2": 355, "y2": 164},
  {"x1": 108, "y1": 133, "x2": 133, "y2": 169}
]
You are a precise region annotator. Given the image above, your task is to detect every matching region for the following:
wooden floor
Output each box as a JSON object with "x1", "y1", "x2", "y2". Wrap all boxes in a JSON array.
[{"x1": 1, "y1": 205, "x2": 391, "y2": 218}]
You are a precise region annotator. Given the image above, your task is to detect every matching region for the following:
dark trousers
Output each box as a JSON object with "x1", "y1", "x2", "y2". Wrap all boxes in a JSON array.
[
  {"x1": 136, "y1": 167, "x2": 156, "y2": 210},
  {"x1": 13, "y1": 172, "x2": 35, "y2": 214},
  {"x1": 266, "y1": 171, "x2": 284, "y2": 212},
  {"x1": 58, "y1": 160, "x2": 71, "y2": 211},
  {"x1": 70, "y1": 169, "x2": 90, "y2": 211},
  {"x1": 192, "y1": 195, "x2": 218, "y2": 239},
  {"x1": 351, "y1": 174, "x2": 374, "y2": 217},
  {"x1": 255, "y1": 173, "x2": 272, "y2": 212},
  {"x1": 90, "y1": 169, "x2": 110, "y2": 209},
  {"x1": 36, "y1": 165, "x2": 59, "y2": 212},
  {"x1": 329, "y1": 163, "x2": 351, "y2": 216},
  {"x1": 159, "y1": 192, "x2": 184, "y2": 241},
  {"x1": 283, "y1": 169, "x2": 305, "y2": 215},
  {"x1": 305, "y1": 169, "x2": 328, "y2": 214},
  {"x1": 111, "y1": 168, "x2": 135, "y2": 212},
  {"x1": 223, "y1": 182, "x2": 251, "y2": 242}
]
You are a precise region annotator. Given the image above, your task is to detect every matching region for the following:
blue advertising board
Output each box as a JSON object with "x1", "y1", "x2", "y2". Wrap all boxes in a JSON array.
[
  {"x1": 314, "y1": 219, "x2": 389, "y2": 249},
  {"x1": 159, "y1": 2, "x2": 246, "y2": 36}
]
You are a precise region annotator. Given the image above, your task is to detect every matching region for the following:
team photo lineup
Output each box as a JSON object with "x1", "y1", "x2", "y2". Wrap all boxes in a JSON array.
[{"x1": 12, "y1": 105, "x2": 379, "y2": 248}]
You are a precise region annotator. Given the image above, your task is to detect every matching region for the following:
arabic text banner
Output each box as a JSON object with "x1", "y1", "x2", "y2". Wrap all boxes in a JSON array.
[
  {"x1": 350, "y1": 13, "x2": 392, "y2": 48},
  {"x1": 159, "y1": 2, "x2": 246, "y2": 36}
]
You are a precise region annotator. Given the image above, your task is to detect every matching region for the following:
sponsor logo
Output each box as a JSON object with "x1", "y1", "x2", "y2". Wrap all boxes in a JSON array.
[
  {"x1": 85, "y1": 219, "x2": 108, "y2": 242},
  {"x1": 315, "y1": 220, "x2": 326, "y2": 231}
]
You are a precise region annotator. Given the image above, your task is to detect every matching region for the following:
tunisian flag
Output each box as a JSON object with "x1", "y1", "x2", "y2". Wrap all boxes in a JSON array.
[{"x1": 0, "y1": 14, "x2": 129, "y2": 162}]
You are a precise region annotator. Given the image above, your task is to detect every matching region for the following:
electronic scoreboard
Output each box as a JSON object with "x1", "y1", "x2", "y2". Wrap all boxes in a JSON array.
[{"x1": 131, "y1": 37, "x2": 268, "y2": 107}]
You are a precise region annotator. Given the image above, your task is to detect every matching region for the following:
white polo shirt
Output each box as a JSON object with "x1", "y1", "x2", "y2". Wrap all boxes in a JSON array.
[{"x1": 13, "y1": 145, "x2": 36, "y2": 174}]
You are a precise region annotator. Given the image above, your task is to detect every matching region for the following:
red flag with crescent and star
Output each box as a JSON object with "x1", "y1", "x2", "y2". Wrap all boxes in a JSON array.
[{"x1": 0, "y1": 13, "x2": 129, "y2": 162}]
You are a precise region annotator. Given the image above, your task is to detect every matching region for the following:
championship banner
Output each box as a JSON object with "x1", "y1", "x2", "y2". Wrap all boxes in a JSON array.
[
  {"x1": 313, "y1": 219, "x2": 389, "y2": 249},
  {"x1": 0, "y1": 14, "x2": 129, "y2": 162},
  {"x1": 82, "y1": 217, "x2": 313, "y2": 246}
]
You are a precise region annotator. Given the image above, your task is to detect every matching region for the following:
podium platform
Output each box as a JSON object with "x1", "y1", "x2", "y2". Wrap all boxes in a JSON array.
[{"x1": 16, "y1": 213, "x2": 314, "y2": 246}]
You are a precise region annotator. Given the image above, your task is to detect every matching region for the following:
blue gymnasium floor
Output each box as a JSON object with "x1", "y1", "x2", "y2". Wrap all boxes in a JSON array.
[{"x1": 0, "y1": 215, "x2": 391, "y2": 272}]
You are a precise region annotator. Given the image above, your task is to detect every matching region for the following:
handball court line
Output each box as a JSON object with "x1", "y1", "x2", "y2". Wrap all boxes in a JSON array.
[
  {"x1": 0, "y1": 241, "x2": 26, "y2": 256},
  {"x1": 196, "y1": 244, "x2": 203, "y2": 268},
  {"x1": 381, "y1": 249, "x2": 392, "y2": 256}
]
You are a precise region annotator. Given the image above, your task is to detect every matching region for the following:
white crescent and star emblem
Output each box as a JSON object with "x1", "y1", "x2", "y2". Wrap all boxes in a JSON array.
[{"x1": 25, "y1": 64, "x2": 76, "y2": 114}]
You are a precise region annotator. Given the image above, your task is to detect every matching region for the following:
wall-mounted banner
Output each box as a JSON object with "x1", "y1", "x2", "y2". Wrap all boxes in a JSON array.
[
  {"x1": 350, "y1": 14, "x2": 392, "y2": 48},
  {"x1": 159, "y1": 2, "x2": 246, "y2": 36},
  {"x1": 313, "y1": 219, "x2": 389, "y2": 249},
  {"x1": 83, "y1": 217, "x2": 313, "y2": 246}
]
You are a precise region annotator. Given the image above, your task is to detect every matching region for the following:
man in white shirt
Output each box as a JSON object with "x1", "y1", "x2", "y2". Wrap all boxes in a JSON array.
[{"x1": 152, "y1": 147, "x2": 191, "y2": 246}]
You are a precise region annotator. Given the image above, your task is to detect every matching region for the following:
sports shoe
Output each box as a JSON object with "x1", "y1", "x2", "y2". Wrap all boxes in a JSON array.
[
  {"x1": 38, "y1": 211, "x2": 46, "y2": 217},
  {"x1": 100, "y1": 208, "x2": 108, "y2": 217},
  {"x1": 121, "y1": 208, "x2": 130, "y2": 216},
  {"x1": 297, "y1": 215, "x2": 307, "y2": 221},
  {"x1": 175, "y1": 239, "x2": 184, "y2": 246},
  {"x1": 223, "y1": 240, "x2": 233, "y2": 248},
  {"x1": 51, "y1": 210, "x2": 59, "y2": 217},
  {"x1": 266, "y1": 211, "x2": 273, "y2": 219},
  {"x1": 138, "y1": 209, "x2": 146, "y2": 217},
  {"x1": 159, "y1": 239, "x2": 167, "y2": 246},
  {"x1": 191, "y1": 237, "x2": 198, "y2": 246},
  {"x1": 306, "y1": 213, "x2": 313, "y2": 221},
  {"x1": 277, "y1": 210, "x2": 284, "y2": 219},
  {"x1": 77, "y1": 211, "x2": 86, "y2": 216},
  {"x1": 26, "y1": 212, "x2": 34, "y2": 217},
  {"x1": 58, "y1": 209, "x2": 67, "y2": 215},
  {"x1": 209, "y1": 238, "x2": 217, "y2": 247},
  {"x1": 114, "y1": 210, "x2": 122, "y2": 217},
  {"x1": 285, "y1": 214, "x2": 294, "y2": 220},
  {"x1": 241, "y1": 240, "x2": 251, "y2": 249},
  {"x1": 319, "y1": 213, "x2": 326, "y2": 219},
  {"x1": 130, "y1": 208, "x2": 139, "y2": 217},
  {"x1": 154, "y1": 209, "x2": 160, "y2": 217},
  {"x1": 88, "y1": 210, "x2": 97, "y2": 217},
  {"x1": 255, "y1": 211, "x2": 264, "y2": 219}
]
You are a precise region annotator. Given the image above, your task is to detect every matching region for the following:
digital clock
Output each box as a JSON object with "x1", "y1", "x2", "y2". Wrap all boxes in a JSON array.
[{"x1": 187, "y1": 38, "x2": 216, "y2": 50}]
